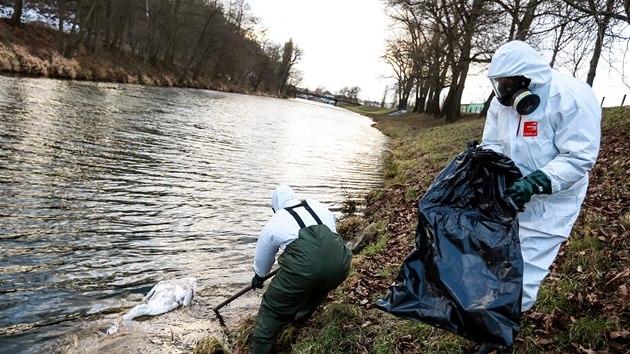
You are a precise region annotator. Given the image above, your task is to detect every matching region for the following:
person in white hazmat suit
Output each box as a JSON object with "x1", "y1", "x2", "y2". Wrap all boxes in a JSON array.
[
  {"x1": 250, "y1": 185, "x2": 352, "y2": 354},
  {"x1": 481, "y1": 41, "x2": 601, "y2": 315}
]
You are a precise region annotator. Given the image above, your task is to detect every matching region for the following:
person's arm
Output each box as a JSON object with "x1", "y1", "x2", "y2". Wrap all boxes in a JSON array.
[
  {"x1": 253, "y1": 225, "x2": 280, "y2": 278},
  {"x1": 481, "y1": 102, "x2": 504, "y2": 154},
  {"x1": 539, "y1": 102, "x2": 601, "y2": 193}
]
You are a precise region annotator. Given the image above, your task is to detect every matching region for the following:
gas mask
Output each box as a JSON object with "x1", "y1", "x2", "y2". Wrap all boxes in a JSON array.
[{"x1": 490, "y1": 76, "x2": 540, "y2": 115}]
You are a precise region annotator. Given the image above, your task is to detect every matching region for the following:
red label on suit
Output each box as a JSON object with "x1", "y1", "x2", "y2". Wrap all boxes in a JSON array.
[{"x1": 523, "y1": 121, "x2": 537, "y2": 137}]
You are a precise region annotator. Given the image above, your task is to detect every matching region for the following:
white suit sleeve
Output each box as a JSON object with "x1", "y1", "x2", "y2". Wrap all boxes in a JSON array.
[
  {"x1": 540, "y1": 103, "x2": 601, "y2": 192},
  {"x1": 481, "y1": 104, "x2": 504, "y2": 154},
  {"x1": 253, "y1": 226, "x2": 279, "y2": 277}
]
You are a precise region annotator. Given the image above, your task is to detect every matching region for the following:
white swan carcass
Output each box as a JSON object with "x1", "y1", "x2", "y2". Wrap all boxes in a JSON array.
[
  {"x1": 106, "y1": 277, "x2": 197, "y2": 335},
  {"x1": 122, "y1": 277, "x2": 197, "y2": 323}
]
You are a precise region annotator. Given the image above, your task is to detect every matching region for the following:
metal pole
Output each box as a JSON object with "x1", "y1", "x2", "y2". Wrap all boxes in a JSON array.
[
  {"x1": 212, "y1": 267, "x2": 280, "y2": 327},
  {"x1": 213, "y1": 268, "x2": 280, "y2": 313},
  {"x1": 621, "y1": 94, "x2": 626, "y2": 106}
]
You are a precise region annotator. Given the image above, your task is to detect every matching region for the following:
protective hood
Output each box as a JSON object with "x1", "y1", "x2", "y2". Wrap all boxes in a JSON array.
[
  {"x1": 488, "y1": 41, "x2": 552, "y2": 113},
  {"x1": 271, "y1": 185, "x2": 298, "y2": 212}
]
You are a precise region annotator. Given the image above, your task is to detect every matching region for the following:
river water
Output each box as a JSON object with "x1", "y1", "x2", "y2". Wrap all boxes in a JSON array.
[{"x1": 0, "y1": 76, "x2": 389, "y2": 353}]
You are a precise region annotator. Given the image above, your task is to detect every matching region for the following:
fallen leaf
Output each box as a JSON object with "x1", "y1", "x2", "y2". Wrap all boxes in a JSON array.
[
  {"x1": 578, "y1": 346, "x2": 596, "y2": 354},
  {"x1": 619, "y1": 284, "x2": 628, "y2": 298},
  {"x1": 606, "y1": 268, "x2": 630, "y2": 285},
  {"x1": 610, "y1": 330, "x2": 629, "y2": 340}
]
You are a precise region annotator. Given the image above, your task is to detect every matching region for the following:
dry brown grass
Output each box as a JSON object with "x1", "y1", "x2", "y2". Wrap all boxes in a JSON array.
[{"x1": 0, "y1": 19, "x2": 241, "y2": 91}]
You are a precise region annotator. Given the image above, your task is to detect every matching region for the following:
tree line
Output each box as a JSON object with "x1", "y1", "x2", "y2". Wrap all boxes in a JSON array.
[
  {"x1": 6, "y1": 0, "x2": 303, "y2": 95},
  {"x1": 384, "y1": 0, "x2": 630, "y2": 120}
]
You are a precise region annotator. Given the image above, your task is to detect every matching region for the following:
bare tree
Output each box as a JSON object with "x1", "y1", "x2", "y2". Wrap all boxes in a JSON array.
[
  {"x1": 63, "y1": 0, "x2": 99, "y2": 59},
  {"x1": 381, "y1": 85, "x2": 389, "y2": 108},
  {"x1": 223, "y1": 0, "x2": 256, "y2": 37},
  {"x1": 431, "y1": 0, "x2": 494, "y2": 122},
  {"x1": 250, "y1": 39, "x2": 281, "y2": 91},
  {"x1": 12, "y1": 0, "x2": 305, "y2": 96},
  {"x1": 338, "y1": 86, "x2": 361, "y2": 102},
  {"x1": 382, "y1": 0, "x2": 628, "y2": 119},
  {"x1": 383, "y1": 37, "x2": 415, "y2": 110},
  {"x1": 179, "y1": 1, "x2": 223, "y2": 80},
  {"x1": 10, "y1": 0, "x2": 23, "y2": 27},
  {"x1": 277, "y1": 39, "x2": 303, "y2": 96},
  {"x1": 562, "y1": 0, "x2": 629, "y2": 86},
  {"x1": 385, "y1": 1, "x2": 422, "y2": 111}
]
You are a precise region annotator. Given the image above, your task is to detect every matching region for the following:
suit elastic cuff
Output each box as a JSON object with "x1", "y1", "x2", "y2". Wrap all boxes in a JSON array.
[{"x1": 539, "y1": 168, "x2": 560, "y2": 193}]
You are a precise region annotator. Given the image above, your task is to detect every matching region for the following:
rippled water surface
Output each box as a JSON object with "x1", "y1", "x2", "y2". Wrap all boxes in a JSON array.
[{"x1": 0, "y1": 76, "x2": 389, "y2": 353}]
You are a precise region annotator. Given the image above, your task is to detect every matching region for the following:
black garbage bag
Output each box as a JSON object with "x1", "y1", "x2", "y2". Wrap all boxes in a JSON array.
[{"x1": 374, "y1": 141, "x2": 524, "y2": 347}]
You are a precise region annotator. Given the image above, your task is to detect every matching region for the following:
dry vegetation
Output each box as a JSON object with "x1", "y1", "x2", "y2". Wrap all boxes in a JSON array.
[{"x1": 0, "y1": 19, "x2": 248, "y2": 93}]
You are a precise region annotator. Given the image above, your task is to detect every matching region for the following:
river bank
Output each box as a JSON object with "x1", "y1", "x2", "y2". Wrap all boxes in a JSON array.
[
  {"x1": 204, "y1": 107, "x2": 629, "y2": 353},
  {"x1": 0, "y1": 76, "x2": 390, "y2": 354},
  {"x1": 0, "y1": 19, "x2": 262, "y2": 96}
]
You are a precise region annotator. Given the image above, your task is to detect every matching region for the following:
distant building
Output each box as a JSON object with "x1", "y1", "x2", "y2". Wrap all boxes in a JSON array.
[{"x1": 460, "y1": 103, "x2": 484, "y2": 113}]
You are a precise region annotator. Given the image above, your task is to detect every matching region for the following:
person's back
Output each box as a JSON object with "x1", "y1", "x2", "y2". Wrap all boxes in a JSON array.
[{"x1": 251, "y1": 185, "x2": 352, "y2": 354}]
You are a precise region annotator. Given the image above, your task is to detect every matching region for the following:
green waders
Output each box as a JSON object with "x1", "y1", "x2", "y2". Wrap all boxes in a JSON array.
[{"x1": 252, "y1": 201, "x2": 352, "y2": 354}]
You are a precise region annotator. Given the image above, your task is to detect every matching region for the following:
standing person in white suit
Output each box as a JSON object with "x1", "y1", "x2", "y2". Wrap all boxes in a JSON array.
[{"x1": 478, "y1": 40, "x2": 601, "y2": 352}]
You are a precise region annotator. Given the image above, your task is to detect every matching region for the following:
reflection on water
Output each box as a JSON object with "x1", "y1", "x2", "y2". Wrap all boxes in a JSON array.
[{"x1": 0, "y1": 76, "x2": 388, "y2": 353}]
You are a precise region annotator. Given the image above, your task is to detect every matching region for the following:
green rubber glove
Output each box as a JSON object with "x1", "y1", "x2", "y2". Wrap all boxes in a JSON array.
[
  {"x1": 507, "y1": 170, "x2": 551, "y2": 210},
  {"x1": 252, "y1": 273, "x2": 265, "y2": 289}
]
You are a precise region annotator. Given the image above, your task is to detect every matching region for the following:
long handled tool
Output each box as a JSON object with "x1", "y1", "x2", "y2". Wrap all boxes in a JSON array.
[{"x1": 212, "y1": 268, "x2": 280, "y2": 327}]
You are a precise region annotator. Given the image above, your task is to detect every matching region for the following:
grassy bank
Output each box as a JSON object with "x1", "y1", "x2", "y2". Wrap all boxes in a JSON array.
[{"x1": 199, "y1": 107, "x2": 629, "y2": 354}]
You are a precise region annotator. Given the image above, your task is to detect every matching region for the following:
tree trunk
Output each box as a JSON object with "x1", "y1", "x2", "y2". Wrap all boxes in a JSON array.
[
  {"x1": 161, "y1": 0, "x2": 182, "y2": 67},
  {"x1": 56, "y1": 0, "x2": 67, "y2": 52},
  {"x1": 549, "y1": 22, "x2": 567, "y2": 69},
  {"x1": 63, "y1": 0, "x2": 98, "y2": 59},
  {"x1": 397, "y1": 76, "x2": 413, "y2": 111},
  {"x1": 10, "y1": 0, "x2": 23, "y2": 27},
  {"x1": 253, "y1": 58, "x2": 270, "y2": 91},
  {"x1": 418, "y1": 79, "x2": 430, "y2": 114},
  {"x1": 413, "y1": 80, "x2": 421, "y2": 113},
  {"x1": 515, "y1": 0, "x2": 539, "y2": 40},
  {"x1": 181, "y1": 9, "x2": 219, "y2": 80},
  {"x1": 586, "y1": 0, "x2": 614, "y2": 86}
]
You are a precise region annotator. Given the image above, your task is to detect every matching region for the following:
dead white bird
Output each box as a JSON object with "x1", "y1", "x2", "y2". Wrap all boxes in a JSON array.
[{"x1": 106, "y1": 277, "x2": 197, "y2": 334}]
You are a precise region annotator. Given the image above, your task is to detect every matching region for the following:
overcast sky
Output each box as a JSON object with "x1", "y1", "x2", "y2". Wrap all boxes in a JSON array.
[
  {"x1": 248, "y1": 0, "x2": 393, "y2": 102},
  {"x1": 247, "y1": 0, "x2": 629, "y2": 107}
]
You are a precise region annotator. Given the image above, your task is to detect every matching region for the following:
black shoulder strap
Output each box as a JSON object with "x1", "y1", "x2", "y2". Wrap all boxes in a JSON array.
[
  {"x1": 302, "y1": 201, "x2": 324, "y2": 225},
  {"x1": 284, "y1": 200, "x2": 323, "y2": 228}
]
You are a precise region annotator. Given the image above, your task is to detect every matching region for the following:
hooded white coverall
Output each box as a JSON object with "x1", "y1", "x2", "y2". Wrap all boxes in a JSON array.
[
  {"x1": 253, "y1": 185, "x2": 337, "y2": 277},
  {"x1": 251, "y1": 185, "x2": 350, "y2": 354},
  {"x1": 481, "y1": 41, "x2": 601, "y2": 311}
]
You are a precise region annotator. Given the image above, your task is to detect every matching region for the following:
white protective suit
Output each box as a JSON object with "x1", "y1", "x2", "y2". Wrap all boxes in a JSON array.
[
  {"x1": 481, "y1": 41, "x2": 601, "y2": 311},
  {"x1": 253, "y1": 185, "x2": 337, "y2": 277}
]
